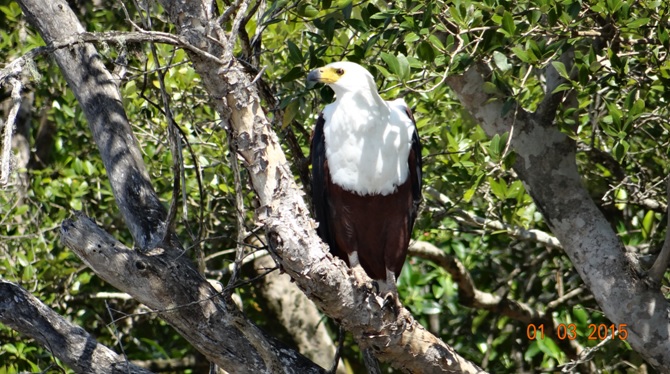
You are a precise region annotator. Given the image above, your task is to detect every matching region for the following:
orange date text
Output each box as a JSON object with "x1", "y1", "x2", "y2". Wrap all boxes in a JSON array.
[{"x1": 526, "y1": 323, "x2": 628, "y2": 340}]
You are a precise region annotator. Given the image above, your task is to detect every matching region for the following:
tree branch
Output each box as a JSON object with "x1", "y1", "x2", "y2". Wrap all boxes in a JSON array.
[
  {"x1": 16, "y1": 0, "x2": 326, "y2": 372},
  {"x1": 409, "y1": 241, "x2": 581, "y2": 360},
  {"x1": 253, "y1": 255, "x2": 346, "y2": 374},
  {"x1": 425, "y1": 186, "x2": 562, "y2": 249},
  {"x1": 17, "y1": 0, "x2": 169, "y2": 250},
  {"x1": 0, "y1": 77, "x2": 22, "y2": 186},
  {"x1": 0, "y1": 279, "x2": 154, "y2": 374},
  {"x1": 59, "y1": 213, "x2": 323, "y2": 373}
]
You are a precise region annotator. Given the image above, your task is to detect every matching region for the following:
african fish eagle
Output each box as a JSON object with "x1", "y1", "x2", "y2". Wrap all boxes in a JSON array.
[{"x1": 308, "y1": 61, "x2": 422, "y2": 305}]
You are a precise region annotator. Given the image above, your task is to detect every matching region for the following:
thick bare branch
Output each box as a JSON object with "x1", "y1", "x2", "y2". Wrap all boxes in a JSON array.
[
  {"x1": 447, "y1": 62, "x2": 670, "y2": 370},
  {"x1": 410, "y1": 241, "x2": 542, "y2": 320},
  {"x1": 14, "y1": 1, "x2": 328, "y2": 372},
  {"x1": 16, "y1": 0, "x2": 168, "y2": 250},
  {"x1": 0, "y1": 77, "x2": 22, "y2": 185},
  {"x1": 0, "y1": 279, "x2": 154, "y2": 374},
  {"x1": 59, "y1": 213, "x2": 323, "y2": 373}
]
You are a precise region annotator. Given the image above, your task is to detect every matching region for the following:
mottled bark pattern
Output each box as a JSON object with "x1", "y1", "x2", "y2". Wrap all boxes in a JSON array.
[{"x1": 447, "y1": 63, "x2": 670, "y2": 370}]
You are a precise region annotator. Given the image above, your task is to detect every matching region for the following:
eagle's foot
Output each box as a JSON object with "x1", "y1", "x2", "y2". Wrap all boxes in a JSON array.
[{"x1": 381, "y1": 289, "x2": 403, "y2": 317}]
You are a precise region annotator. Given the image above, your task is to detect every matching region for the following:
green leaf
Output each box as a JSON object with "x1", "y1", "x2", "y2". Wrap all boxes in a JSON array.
[
  {"x1": 641, "y1": 210, "x2": 655, "y2": 239},
  {"x1": 282, "y1": 100, "x2": 300, "y2": 128},
  {"x1": 501, "y1": 11, "x2": 516, "y2": 36},
  {"x1": 70, "y1": 198, "x2": 83, "y2": 210},
  {"x1": 396, "y1": 53, "x2": 410, "y2": 80},
  {"x1": 536, "y1": 336, "x2": 562, "y2": 359},
  {"x1": 551, "y1": 61, "x2": 570, "y2": 80},
  {"x1": 286, "y1": 41, "x2": 303, "y2": 64},
  {"x1": 463, "y1": 173, "x2": 484, "y2": 203},
  {"x1": 489, "y1": 133, "x2": 502, "y2": 159},
  {"x1": 297, "y1": 3, "x2": 319, "y2": 17},
  {"x1": 511, "y1": 46, "x2": 531, "y2": 63},
  {"x1": 380, "y1": 52, "x2": 400, "y2": 77},
  {"x1": 626, "y1": 18, "x2": 650, "y2": 29},
  {"x1": 3, "y1": 343, "x2": 18, "y2": 355},
  {"x1": 280, "y1": 66, "x2": 303, "y2": 82},
  {"x1": 551, "y1": 83, "x2": 572, "y2": 94},
  {"x1": 612, "y1": 140, "x2": 629, "y2": 162},
  {"x1": 606, "y1": 0, "x2": 623, "y2": 14},
  {"x1": 488, "y1": 177, "x2": 508, "y2": 200},
  {"x1": 630, "y1": 98, "x2": 645, "y2": 118},
  {"x1": 493, "y1": 51, "x2": 511, "y2": 72},
  {"x1": 417, "y1": 40, "x2": 435, "y2": 62},
  {"x1": 524, "y1": 341, "x2": 542, "y2": 361},
  {"x1": 573, "y1": 308, "x2": 589, "y2": 325},
  {"x1": 14, "y1": 205, "x2": 29, "y2": 215},
  {"x1": 483, "y1": 81, "x2": 501, "y2": 95}
]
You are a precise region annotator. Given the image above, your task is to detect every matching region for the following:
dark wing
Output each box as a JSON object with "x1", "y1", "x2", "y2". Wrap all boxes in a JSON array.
[
  {"x1": 310, "y1": 113, "x2": 336, "y2": 252},
  {"x1": 404, "y1": 105, "x2": 423, "y2": 230}
]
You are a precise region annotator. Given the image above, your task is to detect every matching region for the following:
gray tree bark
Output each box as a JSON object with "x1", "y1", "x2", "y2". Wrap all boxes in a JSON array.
[
  {"x1": 0, "y1": 280, "x2": 154, "y2": 374},
  {"x1": 447, "y1": 62, "x2": 670, "y2": 370},
  {"x1": 253, "y1": 255, "x2": 347, "y2": 374}
]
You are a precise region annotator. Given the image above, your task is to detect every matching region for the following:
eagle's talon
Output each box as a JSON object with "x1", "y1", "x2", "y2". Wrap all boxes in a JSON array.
[{"x1": 381, "y1": 291, "x2": 402, "y2": 317}]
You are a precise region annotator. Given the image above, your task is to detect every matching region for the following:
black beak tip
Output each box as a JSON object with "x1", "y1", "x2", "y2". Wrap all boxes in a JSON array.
[{"x1": 306, "y1": 69, "x2": 320, "y2": 83}]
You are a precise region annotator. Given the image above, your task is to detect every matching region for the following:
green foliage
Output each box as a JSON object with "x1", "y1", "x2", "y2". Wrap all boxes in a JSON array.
[{"x1": 2, "y1": 0, "x2": 669, "y2": 372}]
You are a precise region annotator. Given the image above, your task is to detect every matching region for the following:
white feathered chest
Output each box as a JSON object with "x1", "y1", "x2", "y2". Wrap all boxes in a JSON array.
[{"x1": 322, "y1": 94, "x2": 415, "y2": 196}]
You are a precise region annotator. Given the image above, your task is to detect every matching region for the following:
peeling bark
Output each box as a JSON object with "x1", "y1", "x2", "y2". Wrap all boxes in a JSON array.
[
  {"x1": 12, "y1": 0, "x2": 487, "y2": 371},
  {"x1": 447, "y1": 63, "x2": 670, "y2": 370},
  {"x1": 15, "y1": 0, "x2": 324, "y2": 372}
]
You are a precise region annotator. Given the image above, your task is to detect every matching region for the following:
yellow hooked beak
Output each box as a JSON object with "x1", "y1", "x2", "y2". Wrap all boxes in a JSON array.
[{"x1": 307, "y1": 66, "x2": 345, "y2": 84}]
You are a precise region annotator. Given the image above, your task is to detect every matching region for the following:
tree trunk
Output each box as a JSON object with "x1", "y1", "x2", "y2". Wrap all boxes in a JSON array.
[{"x1": 447, "y1": 62, "x2": 670, "y2": 370}]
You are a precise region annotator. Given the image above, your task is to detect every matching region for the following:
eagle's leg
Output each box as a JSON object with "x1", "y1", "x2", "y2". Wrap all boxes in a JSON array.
[
  {"x1": 347, "y1": 251, "x2": 370, "y2": 287},
  {"x1": 378, "y1": 269, "x2": 403, "y2": 314}
]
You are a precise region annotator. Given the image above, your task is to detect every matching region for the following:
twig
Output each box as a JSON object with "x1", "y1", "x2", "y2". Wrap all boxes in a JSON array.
[
  {"x1": 224, "y1": 0, "x2": 251, "y2": 62},
  {"x1": 1, "y1": 77, "x2": 23, "y2": 186},
  {"x1": 104, "y1": 301, "x2": 129, "y2": 367},
  {"x1": 425, "y1": 186, "x2": 562, "y2": 249},
  {"x1": 226, "y1": 130, "x2": 249, "y2": 289}
]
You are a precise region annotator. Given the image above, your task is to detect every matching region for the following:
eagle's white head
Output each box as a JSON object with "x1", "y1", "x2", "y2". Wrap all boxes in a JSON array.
[{"x1": 307, "y1": 61, "x2": 378, "y2": 98}]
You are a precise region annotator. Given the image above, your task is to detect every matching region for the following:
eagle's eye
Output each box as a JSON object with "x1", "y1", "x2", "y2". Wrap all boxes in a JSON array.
[{"x1": 335, "y1": 68, "x2": 345, "y2": 76}]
